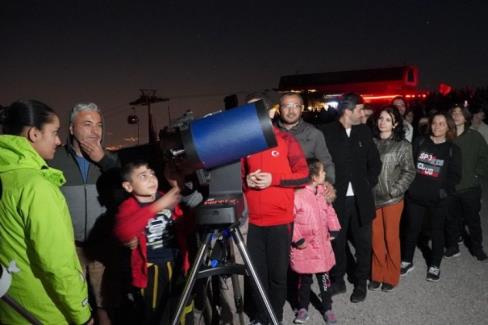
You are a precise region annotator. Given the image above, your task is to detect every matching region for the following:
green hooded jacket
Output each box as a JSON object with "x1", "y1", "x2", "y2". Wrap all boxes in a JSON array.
[{"x1": 0, "y1": 135, "x2": 91, "y2": 324}]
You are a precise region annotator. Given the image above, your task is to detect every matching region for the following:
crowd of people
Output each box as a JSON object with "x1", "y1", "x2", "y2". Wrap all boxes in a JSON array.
[{"x1": 0, "y1": 91, "x2": 487, "y2": 325}]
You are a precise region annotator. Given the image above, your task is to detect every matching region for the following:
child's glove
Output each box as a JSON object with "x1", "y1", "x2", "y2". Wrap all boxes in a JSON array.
[
  {"x1": 292, "y1": 238, "x2": 307, "y2": 249},
  {"x1": 329, "y1": 231, "x2": 340, "y2": 241}
]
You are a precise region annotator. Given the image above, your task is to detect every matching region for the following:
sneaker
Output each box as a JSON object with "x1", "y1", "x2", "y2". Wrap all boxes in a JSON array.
[
  {"x1": 381, "y1": 283, "x2": 394, "y2": 292},
  {"x1": 457, "y1": 235, "x2": 464, "y2": 243},
  {"x1": 367, "y1": 280, "x2": 381, "y2": 291},
  {"x1": 426, "y1": 266, "x2": 440, "y2": 282},
  {"x1": 329, "y1": 281, "x2": 347, "y2": 296},
  {"x1": 324, "y1": 309, "x2": 337, "y2": 324},
  {"x1": 445, "y1": 246, "x2": 461, "y2": 258},
  {"x1": 350, "y1": 284, "x2": 367, "y2": 303},
  {"x1": 474, "y1": 250, "x2": 488, "y2": 262},
  {"x1": 248, "y1": 321, "x2": 264, "y2": 325},
  {"x1": 293, "y1": 308, "x2": 309, "y2": 324},
  {"x1": 400, "y1": 261, "x2": 414, "y2": 275}
]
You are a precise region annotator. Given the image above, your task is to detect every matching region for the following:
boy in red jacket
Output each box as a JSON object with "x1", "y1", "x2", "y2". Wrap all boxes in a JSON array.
[
  {"x1": 114, "y1": 160, "x2": 192, "y2": 324},
  {"x1": 243, "y1": 127, "x2": 309, "y2": 324}
]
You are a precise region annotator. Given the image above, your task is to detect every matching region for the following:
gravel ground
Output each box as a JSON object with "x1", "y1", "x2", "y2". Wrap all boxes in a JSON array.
[
  {"x1": 199, "y1": 183, "x2": 488, "y2": 325},
  {"x1": 279, "y1": 181, "x2": 488, "y2": 325}
]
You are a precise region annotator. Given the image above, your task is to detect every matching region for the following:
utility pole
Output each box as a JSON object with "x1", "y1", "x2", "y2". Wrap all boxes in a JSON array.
[{"x1": 129, "y1": 89, "x2": 169, "y2": 143}]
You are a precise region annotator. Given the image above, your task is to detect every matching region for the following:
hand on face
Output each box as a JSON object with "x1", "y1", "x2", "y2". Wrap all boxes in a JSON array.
[
  {"x1": 79, "y1": 139, "x2": 104, "y2": 162},
  {"x1": 71, "y1": 111, "x2": 104, "y2": 160}
]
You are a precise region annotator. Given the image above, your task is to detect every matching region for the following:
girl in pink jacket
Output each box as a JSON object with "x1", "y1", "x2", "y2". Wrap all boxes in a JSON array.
[{"x1": 290, "y1": 158, "x2": 341, "y2": 324}]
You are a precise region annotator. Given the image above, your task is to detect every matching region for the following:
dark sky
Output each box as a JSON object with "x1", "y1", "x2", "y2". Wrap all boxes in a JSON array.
[{"x1": 2, "y1": 0, "x2": 488, "y2": 147}]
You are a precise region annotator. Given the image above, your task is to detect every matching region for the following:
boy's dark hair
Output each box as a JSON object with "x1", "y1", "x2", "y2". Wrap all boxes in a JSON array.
[
  {"x1": 120, "y1": 160, "x2": 150, "y2": 182},
  {"x1": 306, "y1": 158, "x2": 324, "y2": 178}
]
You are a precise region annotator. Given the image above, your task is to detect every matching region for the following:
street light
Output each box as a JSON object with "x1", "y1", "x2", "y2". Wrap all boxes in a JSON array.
[{"x1": 129, "y1": 89, "x2": 169, "y2": 143}]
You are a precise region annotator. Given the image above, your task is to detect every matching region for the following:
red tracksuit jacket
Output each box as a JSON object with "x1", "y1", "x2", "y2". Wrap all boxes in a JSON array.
[
  {"x1": 242, "y1": 127, "x2": 309, "y2": 226},
  {"x1": 113, "y1": 193, "x2": 192, "y2": 288}
]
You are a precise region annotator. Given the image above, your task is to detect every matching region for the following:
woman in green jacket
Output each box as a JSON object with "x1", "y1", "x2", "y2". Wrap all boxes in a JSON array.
[{"x1": 0, "y1": 100, "x2": 92, "y2": 325}]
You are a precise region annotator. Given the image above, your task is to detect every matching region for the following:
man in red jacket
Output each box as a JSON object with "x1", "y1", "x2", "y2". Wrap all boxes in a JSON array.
[{"x1": 243, "y1": 126, "x2": 309, "y2": 325}]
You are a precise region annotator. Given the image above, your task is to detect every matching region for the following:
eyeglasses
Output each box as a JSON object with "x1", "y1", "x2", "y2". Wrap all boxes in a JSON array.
[{"x1": 280, "y1": 103, "x2": 303, "y2": 110}]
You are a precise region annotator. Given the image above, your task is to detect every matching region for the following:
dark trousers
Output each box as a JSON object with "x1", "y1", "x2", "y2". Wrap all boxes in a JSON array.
[
  {"x1": 132, "y1": 258, "x2": 188, "y2": 325},
  {"x1": 402, "y1": 199, "x2": 447, "y2": 267},
  {"x1": 247, "y1": 223, "x2": 292, "y2": 323},
  {"x1": 446, "y1": 187, "x2": 484, "y2": 253},
  {"x1": 297, "y1": 272, "x2": 332, "y2": 312},
  {"x1": 330, "y1": 197, "x2": 372, "y2": 287}
]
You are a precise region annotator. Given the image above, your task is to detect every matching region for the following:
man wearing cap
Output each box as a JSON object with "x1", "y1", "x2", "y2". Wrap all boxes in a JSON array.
[
  {"x1": 276, "y1": 92, "x2": 335, "y2": 184},
  {"x1": 319, "y1": 93, "x2": 381, "y2": 303}
]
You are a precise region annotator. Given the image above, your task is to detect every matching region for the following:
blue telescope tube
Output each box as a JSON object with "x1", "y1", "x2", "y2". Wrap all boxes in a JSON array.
[{"x1": 183, "y1": 100, "x2": 277, "y2": 169}]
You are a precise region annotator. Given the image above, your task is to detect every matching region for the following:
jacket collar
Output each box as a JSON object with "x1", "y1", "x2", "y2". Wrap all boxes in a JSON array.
[{"x1": 0, "y1": 135, "x2": 65, "y2": 187}]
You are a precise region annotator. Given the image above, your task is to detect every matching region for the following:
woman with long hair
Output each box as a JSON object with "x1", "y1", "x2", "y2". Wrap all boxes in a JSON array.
[
  {"x1": 0, "y1": 100, "x2": 92, "y2": 324},
  {"x1": 369, "y1": 107, "x2": 415, "y2": 292},
  {"x1": 401, "y1": 112, "x2": 461, "y2": 282}
]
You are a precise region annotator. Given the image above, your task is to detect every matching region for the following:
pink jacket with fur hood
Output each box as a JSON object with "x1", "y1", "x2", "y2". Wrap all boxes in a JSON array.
[{"x1": 290, "y1": 184, "x2": 341, "y2": 274}]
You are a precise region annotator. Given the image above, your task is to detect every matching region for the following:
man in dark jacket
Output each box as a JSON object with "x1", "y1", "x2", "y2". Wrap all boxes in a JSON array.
[
  {"x1": 319, "y1": 93, "x2": 381, "y2": 303},
  {"x1": 447, "y1": 105, "x2": 488, "y2": 261},
  {"x1": 51, "y1": 102, "x2": 120, "y2": 325}
]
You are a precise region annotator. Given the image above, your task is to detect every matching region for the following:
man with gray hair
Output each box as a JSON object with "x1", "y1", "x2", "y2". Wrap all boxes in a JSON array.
[{"x1": 51, "y1": 102, "x2": 120, "y2": 325}]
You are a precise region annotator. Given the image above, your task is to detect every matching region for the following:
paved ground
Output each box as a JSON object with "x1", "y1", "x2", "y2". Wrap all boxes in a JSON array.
[
  {"x1": 196, "y1": 184, "x2": 488, "y2": 325},
  {"x1": 278, "y1": 181, "x2": 488, "y2": 325}
]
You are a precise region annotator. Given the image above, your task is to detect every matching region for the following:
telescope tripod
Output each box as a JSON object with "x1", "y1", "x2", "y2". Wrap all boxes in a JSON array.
[
  {"x1": 0, "y1": 263, "x2": 42, "y2": 325},
  {"x1": 170, "y1": 224, "x2": 278, "y2": 325}
]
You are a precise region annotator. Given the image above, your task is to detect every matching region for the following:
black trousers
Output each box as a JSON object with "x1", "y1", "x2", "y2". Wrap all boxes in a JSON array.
[
  {"x1": 402, "y1": 198, "x2": 447, "y2": 267},
  {"x1": 446, "y1": 187, "x2": 484, "y2": 253},
  {"x1": 247, "y1": 223, "x2": 292, "y2": 323},
  {"x1": 131, "y1": 257, "x2": 191, "y2": 325},
  {"x1": 297, "y1": 272, "x2": 332, "y2": 312},
  {"x1": 330, "y1": 197, "x2": 372, "y2": 287}
]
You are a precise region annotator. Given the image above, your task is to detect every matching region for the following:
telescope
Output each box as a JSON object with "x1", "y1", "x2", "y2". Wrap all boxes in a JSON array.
[
  {"x1": 160, "y1": 100, "x2": 277, "y2": 226},
  {"x1": 161, "y1": 100, "x2": 276, "y2": 169},
  {"x1": 157, "y1": 100, "x2": 281, "y2": 325}
]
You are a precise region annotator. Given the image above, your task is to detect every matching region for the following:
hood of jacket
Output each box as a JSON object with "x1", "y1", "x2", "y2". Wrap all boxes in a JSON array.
[{"x1": 0, "y1": 135, "x2": 65, "y2": 187}]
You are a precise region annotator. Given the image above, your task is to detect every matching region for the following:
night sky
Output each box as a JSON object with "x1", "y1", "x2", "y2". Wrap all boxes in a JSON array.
[{"x1": 2, "y1": 1, "x2": 488, "y2": 147}]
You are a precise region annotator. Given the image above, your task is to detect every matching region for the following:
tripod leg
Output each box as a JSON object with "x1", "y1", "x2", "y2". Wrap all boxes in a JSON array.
[
  {"x1": 228, "y1": 240, "x2": 245, "y2": 325},
  {"x1": 1, "y1": 294, "x2": 42, "y2": 325},
  {"x1": 230, "y1": 227, "x2": 279, "y2": 325},
  {"x1": 230, "y1": 273, "x2": 245, "y2": 325},
  {"x1": 171, "y1": 232, "x2": 213, "y2": 325}
]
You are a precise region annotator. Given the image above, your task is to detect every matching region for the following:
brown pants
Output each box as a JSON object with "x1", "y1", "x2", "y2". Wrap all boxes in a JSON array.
[
  {"x1": 371, "y1": 200, "x2": 404, "y2": 287},
  {"x1": 76, "y1": 246, "x2": 108, "y2": 308}
]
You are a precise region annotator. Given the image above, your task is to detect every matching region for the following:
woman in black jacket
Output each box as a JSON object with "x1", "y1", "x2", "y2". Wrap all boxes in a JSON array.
[{"x1": 401, "y1": 112, "x2": 461, "y2": 282}]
